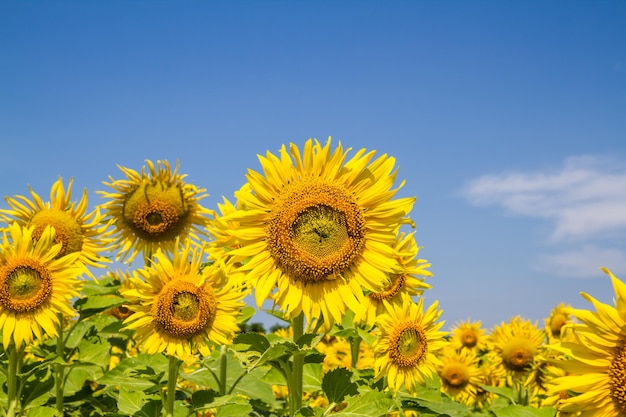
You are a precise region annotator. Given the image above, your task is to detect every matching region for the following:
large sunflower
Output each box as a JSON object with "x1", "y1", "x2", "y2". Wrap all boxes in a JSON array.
[
  {"x1": 0, "y1": 223, "x2": 83, "y2": 348},
  {"x1": 222, "y1": 138, "x2": 415, "y2": 327},
  {"x1": 359, "y1": 232, "x2": 432, "y2": 326},
  {"x1": 373, "y1": 295, "x2": 447, "y2": 393},
  {"x1": 121, "y1": 239, "x2": 245, "y2": 357},
  {"x1": 1, "y1": 177, "x2": 110, "y2": 278},
  {"x1": 549, "y1": 267, "x2": 626, "y2": 417},
  {"x1": 487, "y1": 316, "x2": 546, "y2": 388},
  {"x1": 99, "y1": 159, "x2": 213, "y2": 264}
]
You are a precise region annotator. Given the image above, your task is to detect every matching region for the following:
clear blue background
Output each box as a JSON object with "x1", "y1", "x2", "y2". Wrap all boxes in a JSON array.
[{"x1": 2, "y1": 1, "x2": 625, "y2": 330}]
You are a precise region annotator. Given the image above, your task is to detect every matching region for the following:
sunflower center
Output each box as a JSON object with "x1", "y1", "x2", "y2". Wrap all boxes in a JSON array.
[
  {"x1": 461, "y1": 330, "x2": 478, "y2": 348},
  {"x1": 549, "y1": 313, "x2": 568, "y2": 337},
  {"x1": 609, "y1": 341, "x2": 626, "y2": 415},
  {"x1": 441, "y1": 362, "x2": 469, "y2": 388},
  {"x1": 368, "y1": 274, "x2": 405, "y2": 301},
  {"x1": 502, "y1": 336, "x2": 535, "y2": 372},
  {"x1": 265, "y1": 182, "x2": 365, "y2": 283},
  {"x1": 389, "y1": 322, "x2": 427, "y2": 368},
  {"x1": 123, "y1": 182, "x2": 189, "y2": 242},
  {"x1": 0, "y1": 260, "x2": 52, "y2": 313},
  {"x1": 153, "y1": 280, "x2": 216, "y2": 338},
  {"x1": 30, "y1": 209, "x2": 84, "y2": 257}
]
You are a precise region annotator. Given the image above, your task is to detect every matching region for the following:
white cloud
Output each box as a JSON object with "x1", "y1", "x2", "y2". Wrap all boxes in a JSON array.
[
  {"x1": 534, "y1": 245, "x2": 626, "y2": 279},
  {"x1": 462, "y1": 155, "x2": 626, "y2": 241}
]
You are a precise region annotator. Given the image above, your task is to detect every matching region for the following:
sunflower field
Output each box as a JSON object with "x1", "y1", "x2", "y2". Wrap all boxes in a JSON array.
[{"x1": 0, "y1": 138, "x2": 624, "y2": 417}]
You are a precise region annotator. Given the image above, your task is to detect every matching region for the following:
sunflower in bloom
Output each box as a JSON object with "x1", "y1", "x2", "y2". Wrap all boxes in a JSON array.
[
  {"x1": 0, "y1": 223, "x2": 83, "y2": 348},
  {"x1": 438, "y1": 346, "x2": 484, "y2": 407},
  {"x1": 545, "y1": 303, "x2": 574, "y2": 343},
  {"x1": 222, "y1": 138, "x2": 415, "y2": 328},
  {"x1": 373, "y1": 295, "x2": 447, "y2": 393},
  {"x1": 121, "y1": 239, "x2": 245, "y2": 357},
  {"x1": 359, "y1": 232, "x2": 432, "y2": 327},
  {"x1": 449, "y1": 319, "x2": 488, "y2": 354},
  {"x1": 549, "y1": 267, "x2": 626, "y2": 417},
  {"x1": 99, "y1": 159, "x2": 213, "y2": 264},
  {"x1": 1, "y1": 178, "x2": 111, "y2": 278},
  {"x1": 487, "y1": 316, "x2": 546, "y2": 388}
]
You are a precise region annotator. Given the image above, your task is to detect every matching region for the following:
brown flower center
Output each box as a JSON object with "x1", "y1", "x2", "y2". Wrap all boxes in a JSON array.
[
  {"x1": 265, "y1": 181, "x2": 365, "y2": 283},
  {"x1": 152, "y1": 280, "x2": 216, "y2": 338},
  {"x1": 502, "y1": 336, "x2": 535, "y2": 372},
  {"x1": 441, "y1": 362, "x2": 469, "y2": 388},
  {"x1": 609, "y1": 341, "x2": 626, "y2": 415},
  {"x1": 461, "y1": 329, "x2": 478, "y2": 348},
  {"x1": 389, "y1": 322, "x2": 427, "y2": 368},
  {"x1": 549, "y1": 313, "x2": 568, "y2": 337},
  {"x1": 123, "y1": 182, "x2": 189, "y2": 242},
  {"x1": 30, "y1": 209, "x2": 84, "y2": 257},
  {"x1": 0, "y1": 259, "x2": 52, "y2": 313},
  {"x1": 368, "y1": 274, "x2": 405, "y2": 301}
]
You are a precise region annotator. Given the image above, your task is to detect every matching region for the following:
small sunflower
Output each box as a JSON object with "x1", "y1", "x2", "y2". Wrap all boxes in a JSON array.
[
  {"x1": 545, "y1": 303, "x2": 573, "y2": 342},
  {"x1": 487, "y1": 316, "x2": 546, "y2": 387},
  {"x1": 99, "y1": 159, "x2": 213, "y2": 264},
  {"x1": 121, "y1": 239, "x2": 245, "y2": 357},
  {"x1": 549, "y1": 267, "x2": 626, "y2": 417},
  {"x1": 438, "y1": 346, "x2": 484, "y2": 407},
  {"x1": 0, "y1": 223, "x2": 83, "y2": 348},
  {"x1": 449, "y1": 319, "x2": 488, "y2": 353},
  {"x1": 360, "y1": 233, "x2": 432, "y2": 326},
  {"x1": 1, "y1": 177, "x2": 111, "y2": 278},
  {"x1": 223, "y1": 138, "x2": 416, "y2": 328},
  {"x1": 373, "y1": 295, "x2": 447, "y2": 393}
]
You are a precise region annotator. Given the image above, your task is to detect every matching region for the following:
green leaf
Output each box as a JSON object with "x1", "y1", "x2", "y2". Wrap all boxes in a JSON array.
[
  {"x1": 21, "y1": 370, "x2": 54, "y2": 408},
  {"x1": 480, "y1": 384, "x2": 519, "y2": 404},
  {"x1": 233, "y1": 332, "x2": 271, "y2": 353},
  {"x1": 64, "y1": 364, "x2": 102, "y2": 396},
  {"x1": 322, "y1": 368, "x2": 358, "y2": 404},
  {"x1": 22, "y1": 406, "x2": 60, "y2": 417},
  {"x1": 215, "y1": 403, "x2": 254, "y2": 416},
  {"x1": 75, "y1": 295, "x2": 126, "y2": 315},
  {"x1": 98, "y1": 371, "x2": 157, "y2": 390},
  {"x1": 237, "y1": 306, "x2": 257, "y2": 324},
  {"x1": 77, "y1": 336, "x2": 111, "y2": 364},
  {"x1": 118, "y1": 388, "x2": 145, "y2": 414},
  {"x1": 296, "y1": 333, "x2": 324, "y2": 349},
  {"x1": 493, "y1": 405, "x2": 556, "y2": 417},
  {"x1": 303, "y1": 363, "x2": 323, "y2": 392},
  {"x1": 331, "y1": 390, "x2": 393, "y2": 417},
  {"x1": 257, "y1": 341, "x2": 298, "y2": 366}
]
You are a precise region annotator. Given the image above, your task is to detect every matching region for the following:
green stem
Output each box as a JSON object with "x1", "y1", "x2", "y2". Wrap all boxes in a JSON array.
[
  {"x1": 6, "y1": 345, "x2": 20, "y2": 417},
  {"x1": 290, "y1": 313, "x2": 305, "y2": 416},
  {"x1": 55, "y1": 313, "x2": 65, "y2": 414},
  {"x1": 349, "y1": 335, "x2": 362, "y2": 370},
  {"x1": 219, "y1": 344, "x2": 228, "y2": 396},
  {"x1": 165, "y1": 355, "x2": 179, "y2": 417}
]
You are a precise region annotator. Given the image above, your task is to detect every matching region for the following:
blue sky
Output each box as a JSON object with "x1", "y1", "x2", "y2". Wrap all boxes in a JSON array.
[{"x1": 1, "y1": 1, "x2": 625, "y2": 331}]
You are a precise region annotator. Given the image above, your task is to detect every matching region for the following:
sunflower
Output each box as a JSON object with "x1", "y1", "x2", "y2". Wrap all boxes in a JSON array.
[
  {"x1": 487, "y1": 316, "x2": 546, "y2": 388},
  {"x1": 545, "y1": 303, "x2": 574, "y2": 343},
  {"x1": 373, "y1": 295, "x2": 447, "y2": 393},
  {"x1": 549, "y1": 267, "x2": 626, "y2": 417},
  {"x1": 0, "y1": 222, "x2": 83, "y2": 348},
  {"x1": 1, "y1": 177, "x2": 111, "y2": 278},
  {"x1": 121, "y1": 239, "x2": 245, "y2": 357},
  {"x1": 99, "y1": 159, "x2": 213, "y2": 264},
  {"x1": 222, "y1": 138, "x2": 415, "y2": 328},
  {"x1": 438, "y1": 346, "x2": 484, "y2": 407},
  {"x1": 449, "y1": 319, "x2": 488, "y2": 353},
  {"x1": 359, "y1": 232, "x2": 432, "y2": 326}
]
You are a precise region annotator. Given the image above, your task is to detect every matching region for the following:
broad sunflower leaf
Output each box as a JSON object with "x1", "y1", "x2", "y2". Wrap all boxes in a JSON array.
[
  {"x1": 118, "y1": 388, "x2": 145, "y2": 415},
  {"x1": 322, "y1": 368, "x2": 358, "y2": 404},
  {"x1": 21, "y1": 406, "x2": 60, "y2": 417},
  {"x1": 493, "y1": 405, "x2": 556, "y2": 417},
  {"x1": 330, "y1": 390, "x2": 393, "y2": 417},
  {"x1": 233, "y1": 332, "x2": 271, "y2": 353}
]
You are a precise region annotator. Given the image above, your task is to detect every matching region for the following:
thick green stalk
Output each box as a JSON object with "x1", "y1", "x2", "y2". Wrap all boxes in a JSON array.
[
  {"x1": 219, "y1": 344, "x2": 228, "y2": 396},
  {"x1": 290, "y1": 313, "x2": 305, "y2": 416},
  {"x1": 6, "y1": 345, "x2": 20, "y2": 417},
  {"x1": 165, "y1": 355, "x2": 179, "y2": 417},
  {"x1": 349, "y1": 335, "x2": 362, "y2": 370},
  {"x1": 55, "y1": 313, "x2": 65, "y2": 414}
]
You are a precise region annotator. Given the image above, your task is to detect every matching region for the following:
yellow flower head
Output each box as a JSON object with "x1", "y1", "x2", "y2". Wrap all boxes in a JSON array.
[
  {"x1": 487, "y1": 316, "x2": 546, "y2": 387},
  {"x1": 222, "y1": 138, "x2": 416, "y2": 328},
  {"x1": 99, "y1": 159, "x2": 213, "y2": 264},
  {"x1": 1, "y1": 177, "x2": 111, "y2": 278},
  {"x1": 438, "y1": 346, "x2": 484, "y2": 407},
  {"x1": 360, "y1": 232, "x2": 432, "y2": 326},
  {"x1": 121, "y1": 239, "x2": 246, "y2": 357},
  {"x1": 373, "y1": 295, "x2": 447, "y2": 393},
  {"x1": 449, "y1": 320, "x2": 488, "y2": 353},
  {"x1": 545, "y1": 302, "x2": 573, "y2": 342},
  {"x1": 0, "y1": 223, "x2": 83, "y2": 348},
  {"x1": 549, "y1": 268, "x2": 626, "y2": 417}
]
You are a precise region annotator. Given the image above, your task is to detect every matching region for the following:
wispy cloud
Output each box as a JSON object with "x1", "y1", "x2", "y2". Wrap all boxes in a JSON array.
[
  {"x1": 534, "y1": 244, "x2": 626, "y2": 279},
  {"x1": 462, "y1": 155, "x2": 626, "y2": 241}
]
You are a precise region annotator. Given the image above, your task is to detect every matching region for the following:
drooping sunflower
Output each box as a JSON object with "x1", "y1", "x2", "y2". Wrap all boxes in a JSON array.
[
  {"x1": 373, "y1": 295, "x2": 447, "y2": 393},
  {"x1": 549, "y1": 267, "x2": 626, "y2": 417},
  {"x1": 223, "y1": 138, "x2": 416, "y2": 327},
  {"x1": 121, "y1": 239, "x2": 245, "y2": 357},
  {"x1": 0, "y1": 222, "x2": 83, "y2": 348},
  {"x1": 487, "y1": 316, "x2": 546, "y2": 388},
  {"x1": 449, "y1": 319, "x2": 488, "y2": 353},
  {"x1": 359, "y1": 232, "x2": 432, "y2": 327},
  {"x1": 1, "y1": 177, "x2": 111, "y2": 278},
  {"x1": 99, "y1": 159, "x2": 213, "y2": 264},
  {"x1": 438, "y1": 346, "x2": 484, "y2": 407}
]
